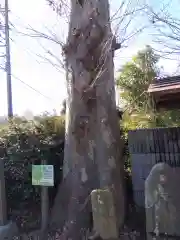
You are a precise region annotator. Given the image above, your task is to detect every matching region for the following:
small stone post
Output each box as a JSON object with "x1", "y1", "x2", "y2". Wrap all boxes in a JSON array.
[{"x1": 91, "y1": 189, "x2": 119, "y2": 240}]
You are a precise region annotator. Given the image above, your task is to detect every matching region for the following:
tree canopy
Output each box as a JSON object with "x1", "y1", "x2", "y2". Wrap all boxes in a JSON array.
[
  {"x1": 117, "y1": 45, "x2": 158, "y2": 111},
  {"x1": 117, "y1": 45, "x2": 180, "y2": 131}
]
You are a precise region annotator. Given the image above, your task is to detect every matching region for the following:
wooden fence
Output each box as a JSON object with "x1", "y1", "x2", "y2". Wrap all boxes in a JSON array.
[{"x1": 128, "y1": 127, "x2": 180, "y2": 208}]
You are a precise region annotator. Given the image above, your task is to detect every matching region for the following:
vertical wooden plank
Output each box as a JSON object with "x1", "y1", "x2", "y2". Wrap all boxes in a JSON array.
[
  {"x1": 136, "y1": 129, "x2": 139, "y2": 154},
  {"x1": 128, "y1": 130, "x2": 133, "y2": 154},
  {"x1": 168, "y1": 129, "x2": 174, "y2": 167},
  {"x1": 168, "y1": 128, "x2": 173, "y2": 166},
  {"x1": 146, "y1": 129, "x2": 150, "y2": 154},
  {"x1": 171, "y1": 128, "x2": 176, "y2": 167},
  {"x1": 154, "y1": 128, "x2": 157, "y2": 164},
  {"x1": 163, "y1": 129, "x2": 168, "y2": 164},
  {"x1": 173, "y1": 128, "x2": 178, "y2": 167},
  {"x1": 141, "y1": 129, "x2": 145, "y2": 154},
  {"x1": 167, "y1": 128, "x2": 171, "y2": 166},
  {"x1": 150, "y1": 129, "x2": 155, "y2": 155},
  {"x1": 0, "y1": 158, "x2": 7, "y2": 225},
  {"x1": 158, "y1": 128, "x2": 164, "y2": 163},
  {"x1": 153, "y1": 128, "x2": 157, "y2": 164},
  {"x1": 161, "y1": 129, "x2": 166, "y2": 165},
  {"x1": 177, "y1": 127, "x2": 180, "y2": 156}
]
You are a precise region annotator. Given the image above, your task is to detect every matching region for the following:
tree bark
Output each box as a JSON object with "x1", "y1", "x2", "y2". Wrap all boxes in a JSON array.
[{"x1": 51, "y1": 0, "x2": 125, "y2": 238}]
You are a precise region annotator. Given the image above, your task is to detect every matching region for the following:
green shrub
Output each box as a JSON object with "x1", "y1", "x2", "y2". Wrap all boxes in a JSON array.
[{"x1": 0, "y1": 115, "x2": 65, "y2": 232}]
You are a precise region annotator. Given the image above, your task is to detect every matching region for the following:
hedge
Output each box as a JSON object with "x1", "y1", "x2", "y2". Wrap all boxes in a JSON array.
[{"x1": 0, "y1": 115, "x2": 65, "y2": 232}]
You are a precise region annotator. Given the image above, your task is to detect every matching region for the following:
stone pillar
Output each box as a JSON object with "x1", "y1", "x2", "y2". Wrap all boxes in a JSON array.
[{"x1": 91, "y1": 189, "x2": 119, "y2": 240}]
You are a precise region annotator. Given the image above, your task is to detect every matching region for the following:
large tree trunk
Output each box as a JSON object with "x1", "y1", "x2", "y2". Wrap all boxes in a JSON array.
[{"x1": 51, "y1": 0, "x2": 125, "y2": 238}]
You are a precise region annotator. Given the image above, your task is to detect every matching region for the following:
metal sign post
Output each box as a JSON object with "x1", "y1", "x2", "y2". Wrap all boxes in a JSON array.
[
  {"x1": 32, "y1": 159, "x2": 54, "y2": 235},
  {"x1": 41, "y1": 159, "x2": 49, "y2": 232}
]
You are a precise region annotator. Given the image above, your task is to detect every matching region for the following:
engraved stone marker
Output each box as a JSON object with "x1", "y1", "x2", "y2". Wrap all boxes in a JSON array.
[
  {"x1": 145, "y1": 163, "x2": 180, "y2": 239},
  {"x1": 91, "y1": 189, "x2": 119, "y2": 240}
]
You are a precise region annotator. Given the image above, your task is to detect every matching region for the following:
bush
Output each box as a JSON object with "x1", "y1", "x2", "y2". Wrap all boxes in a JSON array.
[{"x1": 0, "y1": 115, "x2": 65, "y2": 232}]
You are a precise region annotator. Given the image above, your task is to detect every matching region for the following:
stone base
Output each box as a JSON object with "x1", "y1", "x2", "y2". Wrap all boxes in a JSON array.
[{"x1": 0, "y1": 222, "x2": 18, "y2": 240}]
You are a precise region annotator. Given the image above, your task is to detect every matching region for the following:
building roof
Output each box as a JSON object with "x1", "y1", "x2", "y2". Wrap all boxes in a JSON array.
[
  {"x1": 148, "y1": 75, "x2": 180, "y2": 95},
  {"x1": 148, "y1": 75, "x2": 180, "y2": 110}
]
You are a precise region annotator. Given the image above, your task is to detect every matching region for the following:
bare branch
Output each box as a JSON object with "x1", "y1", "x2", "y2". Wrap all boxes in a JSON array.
[
  {"x1": 46, "y1": 0, "x2": 70, "y2": 17},
  {"x1": 145, "y1": 3, "x2": 180, "y2": 61},
  {"x1": 9, "y1": 0, "x2": 148, "y2": 84},
  {"x1": 10, "y1": 20, "x2": 66, "y2": 71}
]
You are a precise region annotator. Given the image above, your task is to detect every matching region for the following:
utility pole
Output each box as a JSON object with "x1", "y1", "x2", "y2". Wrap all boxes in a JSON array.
[{"x1": 5, "y1": 0, "x2": 13, "y2": 118}]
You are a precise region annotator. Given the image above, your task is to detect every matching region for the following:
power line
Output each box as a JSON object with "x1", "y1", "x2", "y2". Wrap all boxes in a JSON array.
[
  {"x1": 8, "y1": 25, "x2": 64, "y2": 110},
  {"x1": 12, "y1": 74, "x2": 54, "y2": 102},
  {"x1": 11, "y1": 74, "x2": 63, "y2": 114},
  {"x1": 8, "y1": 15, "x2": 66, "y2": 75},
  {"x1": 8, "y1": 11, "x2": 66, "y2": 72},
  {"x1": 9, "y1": 39, "x2": 65, "y2": 106},
  {"x1": 0, "y1": 4, "x2": 65, "y2": 115}
]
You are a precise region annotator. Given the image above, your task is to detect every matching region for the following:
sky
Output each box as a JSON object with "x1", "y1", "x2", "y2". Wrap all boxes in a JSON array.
[{"x1": 0, "y1": 0, "x2": 179, "y2": 117}]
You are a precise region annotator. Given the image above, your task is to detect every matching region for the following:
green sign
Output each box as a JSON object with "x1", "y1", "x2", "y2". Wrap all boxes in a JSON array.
[{"x1": 32, "y1": 165, "x2": 54, "y2": 186}]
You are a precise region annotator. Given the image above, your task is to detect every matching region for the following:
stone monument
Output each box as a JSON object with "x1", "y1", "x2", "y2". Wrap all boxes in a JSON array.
[
  {"x1": 145, "y1": 163, "x2": 180, "y2": 239},
  {"x1": 90, "y1": 189, "x2": 119, "y2": 240}
]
